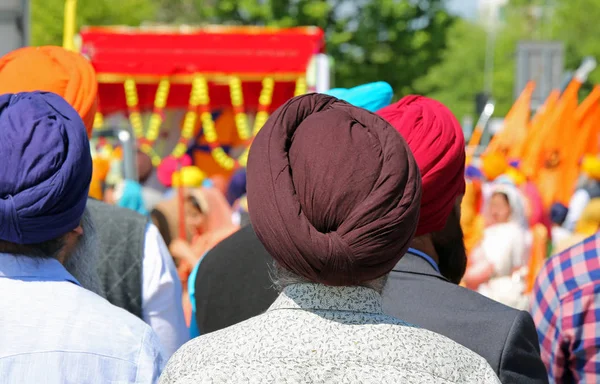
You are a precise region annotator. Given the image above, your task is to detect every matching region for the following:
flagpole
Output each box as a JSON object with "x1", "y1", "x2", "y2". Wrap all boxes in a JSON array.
[{"x1": 62, "y1": 0, "x2": 77, "y2": 51}]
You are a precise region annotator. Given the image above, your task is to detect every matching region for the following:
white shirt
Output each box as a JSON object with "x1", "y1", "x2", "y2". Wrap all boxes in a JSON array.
[
  {"x1": 564, "y1": 189, "x2": 591, "y2": 231},
  {"x1": 160, "y1": 283, "x2": 500, "y2": 383},
  {"x1": 142, "y1": 224, "x2": 189, "y2": 359},
  {"x1": 0, "y1": 253, "x2": 164, "y2": 384}
]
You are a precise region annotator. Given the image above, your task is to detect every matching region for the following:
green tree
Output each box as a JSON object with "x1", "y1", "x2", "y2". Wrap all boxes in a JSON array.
[
  {"x1": 415, "y1": 1, "x2": 541, "y2": 119},
  {"x1": 154, "y1": 0, "x2": 455, "y2": 96},
  {"x1": 549, "y1": 0, "x2": 600, "y2": 85},
  {"x1": 31, "y1": 0, "x2": 157, "y2": 46}
]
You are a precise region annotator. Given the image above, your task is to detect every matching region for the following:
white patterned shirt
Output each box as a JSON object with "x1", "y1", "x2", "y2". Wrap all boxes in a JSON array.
[{"x1": 160, "y1": 283, "x2": 500, "y2": 383}]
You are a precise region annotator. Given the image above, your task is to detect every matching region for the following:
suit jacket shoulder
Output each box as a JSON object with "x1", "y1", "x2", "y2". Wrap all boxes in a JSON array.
[{"x1": 383, "y1": 254, "x2": 547, "y2": 383}]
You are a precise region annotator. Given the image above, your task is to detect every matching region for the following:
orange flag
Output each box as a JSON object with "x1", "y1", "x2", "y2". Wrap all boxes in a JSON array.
[
  {"x1": 525, "y1": 79, "x2": 582, "y2": 208},
  {"x1": 525, "y1": 223, "x2": 549, "y2": 293},
  {"x1": 572, "y1": 85, "x2": 600, "y2": 161},
  {"x1": 487, "y1": 81, "x2": 535, "y2": 159},
  {"x1": 518, "y1": 90, "x2": 560, "y2": 175}
]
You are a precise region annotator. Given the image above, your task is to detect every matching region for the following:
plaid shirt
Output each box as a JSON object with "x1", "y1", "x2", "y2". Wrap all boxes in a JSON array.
[{"x1": 531, "y1": 233, "x2": 600, "y2": 383}]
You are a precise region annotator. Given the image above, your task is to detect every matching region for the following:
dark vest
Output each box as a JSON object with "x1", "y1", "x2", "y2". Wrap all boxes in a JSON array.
[{"x1": 87, "y1": 199, "x2": 147, "y2": 319}]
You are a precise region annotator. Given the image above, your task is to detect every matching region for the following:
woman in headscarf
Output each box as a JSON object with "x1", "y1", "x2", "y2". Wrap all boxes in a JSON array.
[
  {"x1": 464, "y1": 183, "x2": 530, "y2": 308},
  {"x1": 168, "y1": 187, "x2": 239, "y2": 326}
]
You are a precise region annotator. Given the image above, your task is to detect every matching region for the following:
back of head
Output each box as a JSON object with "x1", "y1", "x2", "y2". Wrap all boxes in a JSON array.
[
  {"x1": 247, "y1": 93, "x2": 422, "y2": 286},
  {"x1": 0, "y1": 46, "x2": 98, "y2": 136},
  {"x1": 0, "y1": 91, "x2": 92, "y2": 245},
  {"x1": 377, "y1": 95, "x2": 465, "y2": 236},
  {"x1": 550, "y1": 202, "x2": 569, "y2": 226}
]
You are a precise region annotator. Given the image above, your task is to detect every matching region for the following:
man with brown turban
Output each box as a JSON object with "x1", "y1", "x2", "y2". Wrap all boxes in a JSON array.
[
  {"x1": 160, "y1": 94, "x2": 500, "y2": 383},
  {"x1": 0, "y1": 46, "x2": 187, "y2": 359},
  {"x1": 377, "y1": 96, "x2": 548, "y2": 383}
]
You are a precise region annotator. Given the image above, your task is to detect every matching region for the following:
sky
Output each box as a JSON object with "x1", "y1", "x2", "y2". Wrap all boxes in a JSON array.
[{"x1": 446, "y1": 0, "x2": 479, "y2": 20}]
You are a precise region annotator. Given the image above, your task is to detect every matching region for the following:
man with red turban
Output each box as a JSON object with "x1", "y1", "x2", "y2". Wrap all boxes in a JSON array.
[
  {"x1": 161, "y1": 94, "x2": 500, "y2": 383},
  {"x1": 0, "y1": 46, "x2": 187, "y2": 359},
  {"x1": 377, "y1": 95, "x2": 547, "y2": 383}
]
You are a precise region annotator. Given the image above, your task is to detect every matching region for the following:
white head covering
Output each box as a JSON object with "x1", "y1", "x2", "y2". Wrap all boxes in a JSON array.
[{"x1": 485, "y1": 182, "x2": 528, "y2": 230}]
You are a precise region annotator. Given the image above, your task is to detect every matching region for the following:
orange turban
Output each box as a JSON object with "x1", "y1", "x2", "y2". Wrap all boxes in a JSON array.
[{"x1": 0, "y1": 46, "x2": 97, "y2": 137}]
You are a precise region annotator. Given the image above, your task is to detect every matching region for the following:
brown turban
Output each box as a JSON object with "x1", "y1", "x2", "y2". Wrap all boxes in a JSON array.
[{"x1": 247, "y1": 94, "x2": 422, "y2": 286}]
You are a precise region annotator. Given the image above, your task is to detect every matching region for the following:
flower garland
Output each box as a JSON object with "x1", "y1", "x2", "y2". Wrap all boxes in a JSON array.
[
  {"x1": 118, "y1": 75, "x2": 305, "y2": 170},
  {"x1": 199, "y1": 76, "x2": 277, "y2": 170},
  {"x1": 229, "y1": 77, "x2": 251, "y2": 141},
  {"x1": 171, "y1": 75, "x2": 204, "y2": 159},
  {"x1": 124, "y1": 77, "x2": 170, "y2": 166},
  {"x1": 124, "y1": 78, "x2": 144, "y2": 139},
  {"x1": 294, "y1": 76, "x2": 307, "y2": 97},
  {"x1": 237, "y1": 77, "x2": 275, "y2": 167},
  {"x1": 94, "y1": 112, "x2": 104, "y2": 130}
]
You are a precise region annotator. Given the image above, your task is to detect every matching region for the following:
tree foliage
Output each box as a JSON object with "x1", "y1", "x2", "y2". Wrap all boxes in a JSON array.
[
  {"x1": 549, "y1": 0, "x2": 600, "y2": 85},
  {"x1": 31, "y1": 0, "x2": 157, "y2": 46},
  {"x1": 415, "y1": 1, "x2": 546, "y2": 119}
]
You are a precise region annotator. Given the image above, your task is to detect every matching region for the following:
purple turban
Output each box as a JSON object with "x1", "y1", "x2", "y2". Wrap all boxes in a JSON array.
[
  {"x1": 247, "y1": 94, "x2": 422, "y2": 286},
  {"x1": 0, "y1": 91, "x2": 92, "y2": 244},
  {"x1": 226, "y1": 168, "x2": 246, "y2": 206}
]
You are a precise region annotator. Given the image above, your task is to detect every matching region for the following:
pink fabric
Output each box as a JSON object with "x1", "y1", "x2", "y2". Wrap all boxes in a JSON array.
[
  {"x1": 157, "y1": 154, "x2": 192, "y2": 187},
  {"x1": 377, "y1": 95, "x2": 466, "y2": 236}
]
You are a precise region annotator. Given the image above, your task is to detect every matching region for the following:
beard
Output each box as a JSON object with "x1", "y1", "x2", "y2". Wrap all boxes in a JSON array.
[
  {"x1": 64, "y1": 208, "x2": 105, "y2": 298},
  {"x1": 431, "y1": 206, "x2": 468, "y2": 284}
]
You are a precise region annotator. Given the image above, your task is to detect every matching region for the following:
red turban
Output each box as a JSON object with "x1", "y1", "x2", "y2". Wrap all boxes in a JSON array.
[
  {"x1": 247, "y1": 94, "x2": 422, "y2": 286},
  {"x1": 377, "y1": 95, "x2": 465, "y2": 236}
]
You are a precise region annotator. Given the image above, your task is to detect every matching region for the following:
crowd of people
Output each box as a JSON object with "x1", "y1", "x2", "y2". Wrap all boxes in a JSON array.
[{"x1": 0, "y1": 45, "x2": 598, "y2": 384}]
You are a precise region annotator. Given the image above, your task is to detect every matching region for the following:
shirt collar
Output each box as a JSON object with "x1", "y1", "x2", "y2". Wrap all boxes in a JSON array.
[
  {"x1": 0, "y1": 253, "x2": 80, "y2": 285},
  {"x1": 268, "y1": 283, "x2": 383, "y2": 314},
  {"x1": 392, "y1": 252, "x2": 449, "y2": 282}
]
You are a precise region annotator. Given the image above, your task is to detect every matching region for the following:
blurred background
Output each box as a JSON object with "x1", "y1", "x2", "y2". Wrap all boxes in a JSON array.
[{"x1": 2, "y1": 0, "x2": 592, "y2": 125}]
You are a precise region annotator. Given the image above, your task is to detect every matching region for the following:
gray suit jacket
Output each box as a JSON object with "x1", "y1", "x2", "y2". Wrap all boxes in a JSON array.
[{"x1": 383, "y1": 253, "x2": 548, "y2": 384}]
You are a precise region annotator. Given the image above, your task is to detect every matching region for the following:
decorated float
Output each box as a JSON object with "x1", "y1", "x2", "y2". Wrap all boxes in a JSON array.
[{"x1": 79, "y1": 24, "x2": 328, "y2": 183}]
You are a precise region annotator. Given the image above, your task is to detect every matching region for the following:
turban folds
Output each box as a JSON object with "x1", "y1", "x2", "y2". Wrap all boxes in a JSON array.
[
  {"x1": 247, "y1": 94, "x2": 422, "y2": 286},
  {"x1": 0, "y1": 46, "x2": 98, "y2": 136},
  {"x1": 0, "y1": 92, "x2": 92, "y2": 244},
  {"x1": 377, "y1": 95, "x2": 465, "y2": 236}
]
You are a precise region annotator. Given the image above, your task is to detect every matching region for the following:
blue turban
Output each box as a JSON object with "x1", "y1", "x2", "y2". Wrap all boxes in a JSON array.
[
  {"x1": 117, "y1": 180, "x2": 148, "y2": 216},
  {"x1": 325, "y1": 81, "x2": 393, "y2": 112},
  {"x1": 0, "y1": 91, "x2": 92, "y2": 244}
]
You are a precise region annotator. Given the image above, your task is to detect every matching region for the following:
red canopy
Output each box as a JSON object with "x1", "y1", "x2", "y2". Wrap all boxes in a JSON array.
[{"x1": 80, "y1": 26, "x2": 325, "y2": 114}]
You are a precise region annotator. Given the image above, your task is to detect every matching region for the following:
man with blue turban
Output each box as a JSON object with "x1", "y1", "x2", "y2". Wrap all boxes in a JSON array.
[
  {"x1": 325, "y1": 81, "x2": 393, "y2": 112},
  {"x1": 0, "y1": 92, "x2": 164, "y2": 383}
]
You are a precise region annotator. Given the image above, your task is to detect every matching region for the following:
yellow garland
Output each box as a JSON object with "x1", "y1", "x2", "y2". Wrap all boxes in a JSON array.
[
  {"x1": 124, "y1": 77, "x2": 170, "y2": 166},
  {"x1": 124, "y1": 78, "x2": 144, "y2": 139},
  {"x1": 94, "y1": 112, "x2": 104, "y2": 130},
  {"x1": 117, "y1": 75, "x2": 281, "y2": 170},
  {"x1": 229, "y1": 77, "x2": 251, "y2": 141},
  {"x1": 172, "y1": 75, "x2": 204, "y2": 158},
  {"x1": 147, "y1": 78, "x2": 170, "y2": 142},
  {"x1": 197, "y1": 76, "x2": 236, "y2": 170},
  {"x1": 294, "y1": 76, "x2": 307, "y2": 97},
  {"x1": 238, "y1": 77, "x2": 275, "y2": 167}
]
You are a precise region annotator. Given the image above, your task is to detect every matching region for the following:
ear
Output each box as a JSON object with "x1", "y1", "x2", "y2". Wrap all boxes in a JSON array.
[{"x1": 72, "y1": 225, "x2": 83, "y2": 236}]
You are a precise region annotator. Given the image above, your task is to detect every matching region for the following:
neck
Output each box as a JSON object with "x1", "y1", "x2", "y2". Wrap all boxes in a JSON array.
[{"x1": 409, "y1": 234, "x2": 439, "y2": 264}]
